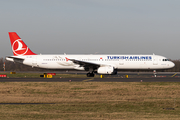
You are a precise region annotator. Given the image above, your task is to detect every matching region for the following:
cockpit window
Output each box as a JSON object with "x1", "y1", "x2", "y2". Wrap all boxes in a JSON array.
[{"x1": 163, "y1": 59, "x2": 169, "y2": 61}]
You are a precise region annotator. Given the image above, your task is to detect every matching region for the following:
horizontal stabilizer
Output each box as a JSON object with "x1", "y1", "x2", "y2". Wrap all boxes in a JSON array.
[{"x1": 6, "y1": 56, "x2": 24, "y2": 63}]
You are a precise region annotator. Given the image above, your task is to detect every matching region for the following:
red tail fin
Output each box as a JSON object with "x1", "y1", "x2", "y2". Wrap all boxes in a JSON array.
[{"x1": 8, "y1": 32, "x2": 36, "y2": 56}]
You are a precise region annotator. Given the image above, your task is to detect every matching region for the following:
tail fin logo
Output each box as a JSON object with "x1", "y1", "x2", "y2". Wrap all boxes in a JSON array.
[{"x1": 12, "y1": 39, "x2": 28, "y2": 55}]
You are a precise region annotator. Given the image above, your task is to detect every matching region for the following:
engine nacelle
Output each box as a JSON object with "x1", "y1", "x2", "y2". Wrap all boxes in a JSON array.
[{"x1": 97, "y1": 66, "x2": 117, "y2": 75}]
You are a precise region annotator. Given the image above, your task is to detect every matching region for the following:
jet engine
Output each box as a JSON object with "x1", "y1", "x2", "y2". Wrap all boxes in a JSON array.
[{"x1": 97, "y1": 66, "x2": 117, "y2": 75}]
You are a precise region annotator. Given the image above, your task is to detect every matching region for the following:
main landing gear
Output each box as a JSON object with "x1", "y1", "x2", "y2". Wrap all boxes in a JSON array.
[{"x1": 86, "y1": 72, "x2": 95, "y2": 77}]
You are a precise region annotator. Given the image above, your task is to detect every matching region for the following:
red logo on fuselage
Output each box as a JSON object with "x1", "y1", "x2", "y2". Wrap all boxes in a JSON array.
[
  {"x1": 65, "y1": 57, "x2": 70, "y2": 61},
  {"x1": 12, "y1": 39, "x2": 28, "y2": 55}
]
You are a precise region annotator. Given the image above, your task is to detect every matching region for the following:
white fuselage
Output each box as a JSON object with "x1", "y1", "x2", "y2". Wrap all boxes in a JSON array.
[
  {"x1": 6, "y1": 32, "x2": 175, "y2": 77},
  {"x1": 6, "y1": 54, "x2": 175, "y2": 70}
]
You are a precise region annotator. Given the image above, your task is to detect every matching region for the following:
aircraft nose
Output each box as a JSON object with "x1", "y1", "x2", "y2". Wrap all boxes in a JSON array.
[{"x1": 169, "y1": 61, "x2": 175, "y2": 68}]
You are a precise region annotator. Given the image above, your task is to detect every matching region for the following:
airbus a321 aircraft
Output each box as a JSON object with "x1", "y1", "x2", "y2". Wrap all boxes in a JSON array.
[{"x1": 6, "y1": 32, "x2": 175, "y2": 77}]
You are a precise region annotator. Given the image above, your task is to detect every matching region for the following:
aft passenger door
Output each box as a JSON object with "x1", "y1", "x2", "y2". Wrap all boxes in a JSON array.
[{"x1": 32, "y1": 56, "x2": 38, "y2": 67}]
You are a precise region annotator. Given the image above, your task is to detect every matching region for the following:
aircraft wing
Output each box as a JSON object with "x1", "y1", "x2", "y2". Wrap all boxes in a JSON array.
[{"x1": 70, "y1": 59, "x2": 101, "y2": 69}]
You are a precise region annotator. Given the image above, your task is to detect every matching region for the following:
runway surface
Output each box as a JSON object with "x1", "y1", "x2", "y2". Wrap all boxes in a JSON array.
[{"x1": 0, "y1": 77, "x2": 180, "y2": 82}]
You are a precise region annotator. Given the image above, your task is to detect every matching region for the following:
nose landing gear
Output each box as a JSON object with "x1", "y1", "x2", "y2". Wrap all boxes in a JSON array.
[{"x1": 153, "y1": 70, "x2": 157, "y2": 77}]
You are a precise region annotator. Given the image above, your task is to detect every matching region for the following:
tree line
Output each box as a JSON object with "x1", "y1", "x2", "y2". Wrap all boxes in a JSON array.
[{"x1": 0, "y1": 58, "x2": 179, "y2": 72}]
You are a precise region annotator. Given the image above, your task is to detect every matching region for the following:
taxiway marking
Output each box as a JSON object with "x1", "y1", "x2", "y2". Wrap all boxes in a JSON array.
[{"x1": 83, "y1": 78, "x2": 94, "y2": 82}]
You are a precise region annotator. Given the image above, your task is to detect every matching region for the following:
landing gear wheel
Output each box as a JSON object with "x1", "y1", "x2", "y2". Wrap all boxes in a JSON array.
[{"x1": 86, "y1": 72, "x2": 95, "y2": 77}]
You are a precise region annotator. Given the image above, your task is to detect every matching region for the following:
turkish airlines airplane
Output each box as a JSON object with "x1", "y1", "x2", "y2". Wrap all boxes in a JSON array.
[{"x1": 6, "y1": 32, "x2": 175, "y2": 77}]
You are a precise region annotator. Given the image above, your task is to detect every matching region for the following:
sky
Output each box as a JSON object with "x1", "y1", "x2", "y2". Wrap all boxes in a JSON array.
[{"x1": 0, "y1": 0, "x2": 180, "y2": 59}]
